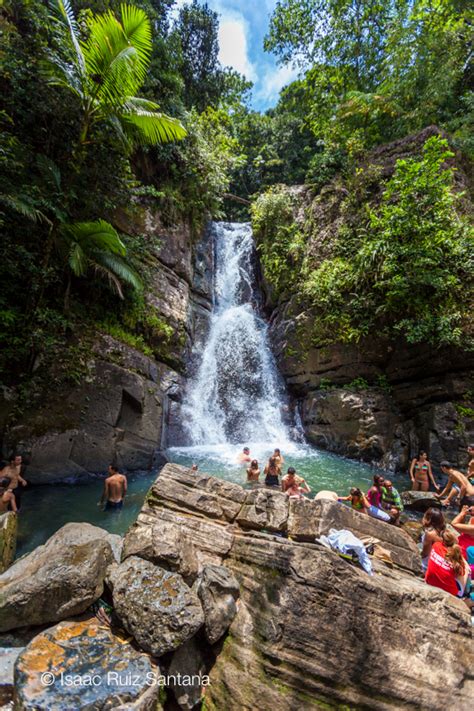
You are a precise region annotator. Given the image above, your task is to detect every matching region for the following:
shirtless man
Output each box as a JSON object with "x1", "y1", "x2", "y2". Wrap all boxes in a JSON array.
[
  {"x1": 281, "y1": 467, "x2": 311, "y2": 494},
  {"x1": 1, "y1": 454, "x2": 27, "y2": 509},
  {"x1": 100, "y1": 465, "x2": 127, "y2": 511},
  {"x1": 273, "y1": 448, "x2": 284, "y2": 468},
  {"x1": 442, "y1": 445, "x2": 474, "y2": 507},
  {"x1": 237, "y1": 447, "x2": 251, "y2": 465},
  {"x1": 0, "y1": 478, "x2": 18, "y2": 514},
  {"x1": 437, "y1": 461, "x2": 474, "y2": 509}
]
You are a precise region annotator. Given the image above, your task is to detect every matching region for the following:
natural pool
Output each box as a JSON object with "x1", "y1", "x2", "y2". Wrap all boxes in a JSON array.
[{"x1": 16, "y1": 441, "x2": 411, "y2": 557}]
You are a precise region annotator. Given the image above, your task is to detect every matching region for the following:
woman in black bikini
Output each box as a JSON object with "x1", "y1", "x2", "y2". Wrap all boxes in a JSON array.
[
  {"x1": 264, "y1": 456, "x2": 281, "y2": 488},
  {"x1": 410, "y1": 451, "x2": 439, "y2": 492}
]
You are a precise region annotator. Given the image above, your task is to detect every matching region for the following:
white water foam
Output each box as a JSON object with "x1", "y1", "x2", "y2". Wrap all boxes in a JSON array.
[{"x1": 182, "y1": 222, "x2": 290, "y2": 446}]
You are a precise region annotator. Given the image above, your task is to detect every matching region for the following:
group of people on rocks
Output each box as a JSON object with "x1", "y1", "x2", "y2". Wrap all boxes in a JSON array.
[{"x1": 237, "y1": 444, "x2": 474, "y2": 607}]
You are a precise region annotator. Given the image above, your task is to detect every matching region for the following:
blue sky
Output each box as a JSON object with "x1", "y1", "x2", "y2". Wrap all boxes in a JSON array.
[{"x1": 173, "y1": 0, "x2": 299, "y2": 111}]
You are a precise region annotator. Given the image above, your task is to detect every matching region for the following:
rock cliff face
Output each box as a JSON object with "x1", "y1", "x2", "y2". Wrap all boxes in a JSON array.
[
  {"x1": 123, "y1": 464, "x2": 473, "y2": 710},
  {"x1": 267, "y1": 129, "x2": 474, "y2": 471},
  {"x1": 1, "y1": 211, "x2": 214, "y2": 483}
]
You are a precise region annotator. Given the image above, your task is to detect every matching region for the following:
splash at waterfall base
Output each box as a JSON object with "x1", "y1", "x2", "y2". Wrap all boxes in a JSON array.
[{"x1": 3, "y1": 464, "x2": 472, "y2": 711}]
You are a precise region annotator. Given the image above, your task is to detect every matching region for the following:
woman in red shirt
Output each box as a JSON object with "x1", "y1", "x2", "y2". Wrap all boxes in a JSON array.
[
  {"x1": 425, "y1": 530, "x2": 469, "y2": 597},
  {"x1": 451, "y1": 505, "x2": 474, "y2": 576}
]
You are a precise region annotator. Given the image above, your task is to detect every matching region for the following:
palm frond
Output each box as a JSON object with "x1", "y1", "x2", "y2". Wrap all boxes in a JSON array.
[
  {"x1": 94, "y1": 250, "x2": 143, "y2": 291},
  {"x1": 40, "y1": 52, "x2": 84, "y2": 100},
  {"x1": 90, "y1": 262, "x2": 125, "y2": 298},
  {"x1": 0, "y1": 195, "x2": 51, "y2": 226},
  {"x1": 62, "y1": 220, "x2": 127, "y2": 256},
  {"x1": 82, "y1": 9, "x2": 149, "y2": 104},
  {"x1": 120, "y1": 102, "x2": 187, "y2": 145},
  {"x1": 68, "y1": 242, "x2": 87, "y2": 276},
  {"x1": 55, "y1": 0, "x2": 86, "y2": 78},
  {"x1": 119, "y1": 4, "x2": 152, "y2": 61}
]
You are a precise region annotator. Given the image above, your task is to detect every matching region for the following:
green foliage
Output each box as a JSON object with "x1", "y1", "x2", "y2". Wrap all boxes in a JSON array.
[
  {"x1": 455, "y1": 404, "x2": 474, "y2": 420},
  {"x1": 45, "y1": 0, "x2": 187, "y2": 147},
  {"x1": 264, "y1": 0, "x2": 473, "y2": 157},
  {"x1": 347, "y1": 377, "x2": 369, "y2": 391},
  {"x1": 251, "y1": 186, "x2": 305, "y2": 298},
  {"x1": 98, "y1": 321, "x2": 153, "y2": 357},
  {"x1": 304, "y1": 136, "x2": 474, "y2": 346}
]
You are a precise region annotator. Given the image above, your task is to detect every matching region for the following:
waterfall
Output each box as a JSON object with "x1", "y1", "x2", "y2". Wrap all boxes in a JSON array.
[{"x1": 183, "y1": 222, "x2": 290, "y2": 446}]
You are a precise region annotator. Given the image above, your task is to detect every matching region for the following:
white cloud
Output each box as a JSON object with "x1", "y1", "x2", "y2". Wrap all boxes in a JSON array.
[
  {"x1": 218, "y1": 15, "x2": 257, "y2": 82},
  {"x1": 255, "y1": 63, "x2": 299, "y2": 104}
]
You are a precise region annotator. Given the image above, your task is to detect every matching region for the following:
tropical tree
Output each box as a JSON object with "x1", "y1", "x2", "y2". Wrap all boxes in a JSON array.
[{"x1": 46, "y1": 0, "x2": 187, "y2": 149}]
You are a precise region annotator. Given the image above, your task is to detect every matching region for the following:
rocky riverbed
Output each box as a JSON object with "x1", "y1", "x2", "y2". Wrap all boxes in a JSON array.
[{"x1": 0, "y1": 463, "x2": 472, "y2": 710}]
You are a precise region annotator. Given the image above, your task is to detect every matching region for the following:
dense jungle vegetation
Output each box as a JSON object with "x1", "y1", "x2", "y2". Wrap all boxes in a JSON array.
[{"x1": 0, "y1": 0, "x2": 473, "y2": 394}]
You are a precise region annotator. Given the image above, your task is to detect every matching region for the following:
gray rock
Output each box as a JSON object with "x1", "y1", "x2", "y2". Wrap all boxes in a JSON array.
[
  {"x1": 123, "y1": 508, "x2": 235, "y2": 575},
  {"x1": 14, "y1": 618, "x2": 162, "y2": 710},
  {"x1": 0, "y1": 523, "x2": 116, "y2": 632},
  {"x1": 0, "y1": 513, "x2": 17, "y2": 574},
  {"x1": 112, "y1": 556, "x2": 204, "y2": 657},
  {"x1": 168, "y1": 638, "x2": 208, "y2": 710},
  {"x1": 236, "y1": 488, "x2": 289, "y2": 532},
  {"x1": 0, "y1": 647, "x2": 22, "y2": 706},
  {"x1": 288, "y1": 498, "x2": 421, "y2": 574},
  {"x1": 401, "y1": 490, "x2": 442, "y2": 511},
  {"x1": 149, "y1": 463, "x2": 246, "y2": 521},
  {"x1": 196, "y1": 565, "x2": 240, "y2": 644}
]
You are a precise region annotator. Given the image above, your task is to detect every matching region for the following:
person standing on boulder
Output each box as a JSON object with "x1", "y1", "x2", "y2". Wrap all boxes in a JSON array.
[
  {"x1": 1, "y1": 454, "x2": 27, "y2": 510},
  {"x1": 437, "y1": 462, "x2": 474, "y2": 509},
  {"x1": 409, "y1": 451, "x2": 439, "y2": 492},
  {"x1": 100, "y1": 465, "x2": 127, "y2": 511}
]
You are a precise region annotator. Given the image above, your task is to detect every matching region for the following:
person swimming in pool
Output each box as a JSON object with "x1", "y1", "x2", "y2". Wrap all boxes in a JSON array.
[
  {"x1": 100, "y1": 465, "x2": 127, "y2": 511},
  {"x1": 237, "y1": 447, "x2": 252, "y2": 465}
]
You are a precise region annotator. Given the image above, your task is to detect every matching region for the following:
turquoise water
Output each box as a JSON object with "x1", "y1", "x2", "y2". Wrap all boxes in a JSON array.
[{"x1": 16, "y1": 443, "x2": 410, "y2": 557}]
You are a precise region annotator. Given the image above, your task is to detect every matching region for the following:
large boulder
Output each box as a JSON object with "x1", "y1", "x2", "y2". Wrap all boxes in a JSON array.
[
  {"x1": 0, "y1": 523, "x2": 117, "y2": 631},
  {"x1": 206, "y1": 534, "x2": 473, "y2": 711},
  {"x1": 168, "y1": 638, "x2": 208, "y2": 711},
  {"x1": 148, "y1": 464, "x2": 246, "y2": 522},
  {"x1": 401, "y1": 490, "x2": 441, "y2": 511},
  {"x1": 124, "y1": 465, "x2": 474, "y2": 709},
  {"x1": 123, "y1": 507, "x2": 235, "y2": 576},
  {"x1": 111, "y1": 556, "x2": 204, "y2": 657},
  {"x1": 14, "y1": 618, "x2": 162, "y2": 710},
  {"x1": 196, "y1": 565, "x2": 240, "y2": 644},
  {"x1": 0, "y1": 512, "x2": 17, "y2": 573}
]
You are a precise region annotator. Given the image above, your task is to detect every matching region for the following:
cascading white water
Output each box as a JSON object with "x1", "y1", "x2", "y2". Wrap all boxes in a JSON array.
[{"x1": 183, "y1": 222, "x2": 290, "y2": 445}]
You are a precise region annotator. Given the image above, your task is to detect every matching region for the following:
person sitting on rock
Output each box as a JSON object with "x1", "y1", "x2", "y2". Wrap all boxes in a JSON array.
[
  {"x1": 338, "y1": 487, "x2": 370, "y2": 514},
  {"x1": 425, "y1": 529, "x2": 469, "y2": 598},
  {"x1": 1, "y1": 453, "x2": 27, "y2": 510},
  {"x1": 450, "y1": 505, "x2": 474, "y2": 578},
  {"x1": 420, "y1": 508, "x2": 446, "y2": 572},
  {"x1": 264, "y1": 456, "x2": 282, "y2": 488},
  {"x1": 246, "y1": 459, "x2": 260, "y2": 484},
  {"x1": 0, "y1": 477, "x2": 17, "y2": 514},
  {"x1": 99, "y1": 465, "x2": 127, "y2": 511},
  {"x1": 281, "y1": 467, "x2": 310, "y2": 494},
  {"x1": 436, "y1": 461, "x2": 474, "y2": 509},
  {"x1": 366, "y1": 475, "x2": 392, "y2": 522},
  {"x1": 409, "y1": 451, "x2": 439, "y2": 493},
  {"x1": 237, "y1": 447, "x2": 251, "y2": 465},
  {"x1": 381, "y1": 480, "x2": 404, "y2": 525}
]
